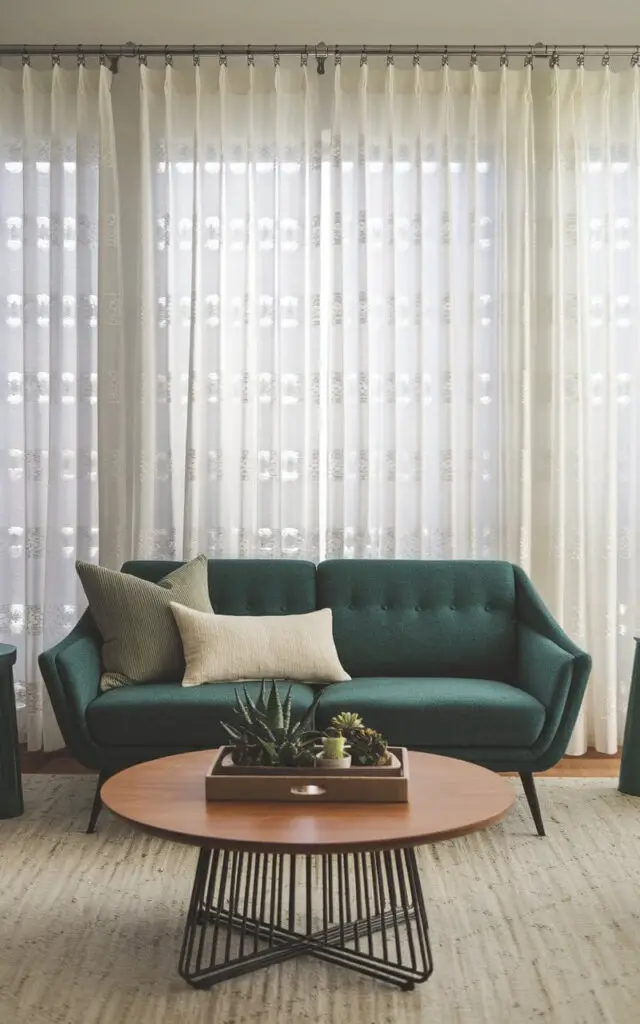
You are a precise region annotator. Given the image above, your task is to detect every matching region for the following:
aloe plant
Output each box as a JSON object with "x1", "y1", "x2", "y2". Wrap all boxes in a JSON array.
[{"x1": 221, "y1": 680, "x2": 322, "y2": 768}]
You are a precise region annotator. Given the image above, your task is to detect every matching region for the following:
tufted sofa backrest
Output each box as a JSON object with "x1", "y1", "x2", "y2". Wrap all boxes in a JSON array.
[
  {"x1": 120, "y1": 559, "x2": 317, "y2": 617},
  {"x1": 317, "y1": 559, "x2": 518, "y2": 680}
]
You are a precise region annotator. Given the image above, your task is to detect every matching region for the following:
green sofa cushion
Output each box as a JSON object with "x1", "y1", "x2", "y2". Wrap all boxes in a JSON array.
[
  {"x1": 317, "y1": 559, "x2": 517, "y2": 680},
  {"x1": 121, "y1": 558, "x2": 317, "y2": 617},
  {"x1": 315, "y1": 678, "x2": 546, "y2": 749},
  {"x1": 86, "y1": 680, "x2": 318, "y2": 749}
]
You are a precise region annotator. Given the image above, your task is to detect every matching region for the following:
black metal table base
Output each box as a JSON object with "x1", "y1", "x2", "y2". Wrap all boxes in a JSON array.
[{"x1": 178, "y1": 847, "x2": 433, "y2": 990}]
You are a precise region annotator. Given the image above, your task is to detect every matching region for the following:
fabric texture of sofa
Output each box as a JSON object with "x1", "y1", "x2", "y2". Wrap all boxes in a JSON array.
[{"x1": 39, "y1": 559, "x2": 591, "y2": 836}]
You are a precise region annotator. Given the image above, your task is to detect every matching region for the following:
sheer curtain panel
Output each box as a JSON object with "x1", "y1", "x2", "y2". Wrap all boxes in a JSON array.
[
  {"x1": 0, "y1": 64, "x2": 121, "y2": 749},
  {"x1": 128, "y1": 63, "x2": 322, "y2": 560}
]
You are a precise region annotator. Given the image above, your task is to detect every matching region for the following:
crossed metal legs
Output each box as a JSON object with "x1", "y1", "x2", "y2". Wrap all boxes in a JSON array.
[{"x1": 178, "y1": 847, "x2": 433, "y2": 990}]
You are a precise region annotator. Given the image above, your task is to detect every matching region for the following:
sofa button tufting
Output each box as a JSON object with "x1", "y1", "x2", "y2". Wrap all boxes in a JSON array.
[
  {"x1": 381, "y1": 604, "x2": 387, "y2": 611},
  {"x1": 449, "y1": 603, "x2": 456, "y2": 611}
]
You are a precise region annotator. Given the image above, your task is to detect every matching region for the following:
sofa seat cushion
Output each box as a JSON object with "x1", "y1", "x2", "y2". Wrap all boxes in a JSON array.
[
  {"x1": 86, "y1": 680, "x2": 318, "y2": 748},
  {"x1": 315, "y1": 678, "x2": 546, "y2": 749}
]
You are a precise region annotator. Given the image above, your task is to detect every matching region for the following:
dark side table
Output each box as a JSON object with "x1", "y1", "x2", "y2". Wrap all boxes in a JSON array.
[
  {"x1": 619, "y1": 638, "x2": 640, "y2": 796},
  {"x1": 0, "y1": 644, "x2": 23, "y2": 818}
]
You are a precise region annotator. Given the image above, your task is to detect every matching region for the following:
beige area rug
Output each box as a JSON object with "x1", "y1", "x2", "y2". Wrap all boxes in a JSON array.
[{"x1": 1, "y1": 776, "x2": 639, "y2": 1024}]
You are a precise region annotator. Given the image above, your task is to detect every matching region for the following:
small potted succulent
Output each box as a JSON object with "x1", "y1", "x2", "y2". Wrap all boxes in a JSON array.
[
  {"x1": 221, "y1": 680, "x2": 322, "y2": 767},
  {"x1": 330, "y1": 712, "x2": 392, "y2": 767},
  {"x1": 316, "y1": 726, "x2": 351, "y2": 769}
]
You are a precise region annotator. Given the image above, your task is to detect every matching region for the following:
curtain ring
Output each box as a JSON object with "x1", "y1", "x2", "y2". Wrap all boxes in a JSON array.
[
  {"x1": 413, "y1": 47, "x2": 420, "y2": 67},
  {"x1": 22, "y1": 47, "x2": 31, "y2": 67},
  {"x1": 192, "y1": 46, "x2": 200, "y2": 67},
  {"x1": 219, "y1": 47, "x2": 227, "y2": 67},
  {"x1": 500, "y1": 46, "x2": 509, "y2": 68},
  {"x1": 631, "y1": 47, "x2": 640, "y2": 68},
  {"x1": 441, "y1": 46, "x2": 449, "y2": 67},
  {"x1": 549, "y1": 47, "x2": 559, "y2": 68},
  {"x1": 470, "y1": 45, "x2": 478, "y2": 67},
  {"x1": 315, "y1": 41, "x2": 328, "y2": 75},
  {"x1": 99, "y1": 45, "x2": 107, "y2": 67},
  {"x1": 386, "y1": 46, "x2": 394, "y2": 67},
  {"x1": 247, "y1": 46, "x2": 255, "y2": 67},
  {"x1": 360, "y1": 46, "x2": 368, "y2": 67},
  {"x1": 137, "y1": 47, "x2": 147, "y2": 66},
  {"x1": 300, "y1": 46, "x2": 308, "y2": 67},
  {"x1": 51, "y1": 45, "x2": 61, "y2": 67},
  {"x1": 576, "y1": 47, "x2": 585, "y2": 68},
  {"x1": 165, "y1": 46, "x2": 173, "y2": 67},
  {"x1": 273, "y1": 45, "x2": 280, "y2": 68},
  {"x1": 334, "y1": 45, "x2": 342, "y2": 67},
  {"x1": 602, "y1": 46, "x2": 610, "y2": 67},
  {"x1": 77, "y1": 45, "x2": 86, "y2": 67},
  {"x1": 524, "y1": 46, "x2": 533, "y2": 68}
]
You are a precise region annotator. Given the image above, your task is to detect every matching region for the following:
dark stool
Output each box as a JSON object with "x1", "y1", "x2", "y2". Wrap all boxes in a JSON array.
[
  {"x1": 0, "y1": 644, "x2": 23, "y2": 818},
  {"x1": 619, "y1": 638, "x2": 640, "y2": 796}
]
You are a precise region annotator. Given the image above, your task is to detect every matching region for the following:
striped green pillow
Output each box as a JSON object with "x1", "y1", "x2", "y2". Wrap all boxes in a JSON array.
[{"x1": 76, "y1": 555, "x2": 213, "y2": 691}]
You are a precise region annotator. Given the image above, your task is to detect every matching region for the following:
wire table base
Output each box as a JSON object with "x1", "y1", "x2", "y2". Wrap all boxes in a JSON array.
[{"x1": 178, "y1": 846, "x2": 433, "y2": 990}]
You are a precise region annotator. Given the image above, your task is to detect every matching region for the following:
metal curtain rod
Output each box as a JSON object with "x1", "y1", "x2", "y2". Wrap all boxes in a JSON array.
[{"x1": 2, "y1": 42, "x2": 640, "y2": 74}]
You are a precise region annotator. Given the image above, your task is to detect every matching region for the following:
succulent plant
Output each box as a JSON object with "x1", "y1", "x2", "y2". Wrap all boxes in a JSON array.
[
  {"x1": 347, "y1": 726, "x2": 391, "y2": 767},
  {"x1": 330, "y1": 712, "x2": 364, "y2": 733},
  {"x1": 221, "y1": 680, "x2": 321, "y2": 768}
]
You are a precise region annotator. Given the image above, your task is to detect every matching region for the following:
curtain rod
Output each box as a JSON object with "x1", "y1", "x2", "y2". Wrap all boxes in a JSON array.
[{"x1": 2, "y1": 42, "x2": 640, "y2": 74}]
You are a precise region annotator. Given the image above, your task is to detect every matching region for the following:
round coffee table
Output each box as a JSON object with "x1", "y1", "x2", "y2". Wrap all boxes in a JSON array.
[{"x1": 101, "y1": 749, "x2": 513, "y2": 991}]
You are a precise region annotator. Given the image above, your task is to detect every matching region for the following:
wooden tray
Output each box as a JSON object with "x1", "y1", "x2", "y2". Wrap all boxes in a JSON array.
[{"x1": 205, "y1": 746, "x2": 409, "y2": 803}]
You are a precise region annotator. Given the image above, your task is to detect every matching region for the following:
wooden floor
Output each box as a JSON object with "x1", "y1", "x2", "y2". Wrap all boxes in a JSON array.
[{"x1": 20, "y1": 747, "x2": 621, "y2": 778}]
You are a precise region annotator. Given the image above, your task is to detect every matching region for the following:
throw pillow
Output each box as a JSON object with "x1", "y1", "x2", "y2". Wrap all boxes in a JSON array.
[
  {"x1": 170, "y1": 603, "x2": 350, "y2": 687},
  {"x1": 76, "y1": 555, "x2": 214, "y2": 691}
]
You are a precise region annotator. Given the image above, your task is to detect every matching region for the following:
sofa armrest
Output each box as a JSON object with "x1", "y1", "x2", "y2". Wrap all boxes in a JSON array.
[
  {"x1": 517, "y1": 624, "x2": 577, "y2": 708},
  {"x1": 514, "y1": 567, "x2": 592, "y2": 766},
  {"x1": 38, "y1": 612, "x2": 104, "y2": 770}
]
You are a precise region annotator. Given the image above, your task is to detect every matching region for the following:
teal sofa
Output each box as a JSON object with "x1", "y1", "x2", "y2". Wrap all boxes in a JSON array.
[{"x1": 39, "y1": 559, "x2": 591, "y2": 836}]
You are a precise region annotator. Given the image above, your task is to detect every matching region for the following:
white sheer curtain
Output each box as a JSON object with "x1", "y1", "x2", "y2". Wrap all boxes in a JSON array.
[
  {"x1": 327, "y1": 62, "x2": 640, "y2": 753},
  {"x1": 118, "y1": 63, "x2": 322, "y2": 561},
  {"x1": 0, "y1": 64, "x2": 121, "y2": 749}
]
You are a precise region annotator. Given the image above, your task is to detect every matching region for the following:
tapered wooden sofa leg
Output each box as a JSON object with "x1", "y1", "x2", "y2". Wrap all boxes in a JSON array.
[
  {"x1": 519, "y1": 772, "x2": 546, "y2": 836},
  {"x1": 87, "y1": 770, "x2": 107, "y2": 834}
]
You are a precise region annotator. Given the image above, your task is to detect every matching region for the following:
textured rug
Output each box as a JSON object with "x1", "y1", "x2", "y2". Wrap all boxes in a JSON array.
[{"x1": 0, "y1": 776, "x2": 638, "y2": 1024}]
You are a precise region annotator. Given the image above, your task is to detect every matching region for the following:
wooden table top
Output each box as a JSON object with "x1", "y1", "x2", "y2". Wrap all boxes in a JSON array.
[{"x1": 101, "y1": 750, "x2": 514, "y2": 854}]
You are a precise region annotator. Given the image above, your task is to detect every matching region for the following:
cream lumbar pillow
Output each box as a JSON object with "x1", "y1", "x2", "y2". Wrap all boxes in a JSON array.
[
  {"x1": 170, "y1": 603, "x2": 350, "y2": 688},
  {"x1": 76, "y1": 555, "x2": 214, "y2": 691}
]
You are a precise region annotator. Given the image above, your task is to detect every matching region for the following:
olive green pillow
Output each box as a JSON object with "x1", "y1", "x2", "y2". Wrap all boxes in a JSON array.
[{"x1": 76, "y1": 555, "x2": 214, "y2": 691}]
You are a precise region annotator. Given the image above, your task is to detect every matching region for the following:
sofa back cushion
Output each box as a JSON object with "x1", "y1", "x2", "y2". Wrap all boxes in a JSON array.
[
  {"x1": 316, "y1": 559, "x2": 517, "y2": 680},
  {"x1": 120, "y1": 559, "x2": 317, "y2": 617}
]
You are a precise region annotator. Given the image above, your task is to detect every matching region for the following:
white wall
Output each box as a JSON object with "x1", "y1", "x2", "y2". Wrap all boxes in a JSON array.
[{"x1": 1, "y1": 0, "x2": 639, "y2": 47}]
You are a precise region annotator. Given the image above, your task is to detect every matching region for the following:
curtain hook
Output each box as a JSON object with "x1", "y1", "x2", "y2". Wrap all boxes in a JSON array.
[
  {"x1": 51, "y1": 45, "x2": 61, "y2": 67},
  {"x1": 165, "y1": 46, "x2": 173, "y2": 67},
  {"x1": 602, "y1": 46, "x2": 610, "y2": 67},
  {"x1": 360, "y1": 46, "x2": 368, "y2": 67},
  {"x1": 300, "y1": 46, "x2": 308, "y2": 67},
  {"x1": 631, "y1": 47, "x2": 640, "y2": 68},
  {"x1": 219, "y1": 46, "x2": 227, "y2": 67},
  {"x1": 549, "y1": 47, "x2": 559, "y2": 68},
  {"x1": 576, "y1": 47, "x2": 585, "y2": 68},
  {"x1": 500, "y1": 46, "x2": 509, "y2": 68},
  {"x1": 137, "y1": 47, "x2": 147, "y2": 66},
  {"x1": 99, "y1": 45, "x2": 107, "y2": 67},
  {"x1": 315, "y1": 41, "x2": 328, "y2": 75},
  {"x1": 441, "y1": 46, "x2": 449, "y2": 67},
  {"x1": 192, "y1": 45, "x2": 200, "y2": 67},
  {"x1": 470, "y1": 45, "x2": 478, "y2": 67},
  {"x1": 386, "y1": 46, "x2": 394, "y2": 67},
  {"x1": 22, "y1": 47, "x2": 31, "y2": 67},
  {"x1": 524, "y1": 46, "x2": 534, "y2": 68},
  {"x1": 77, "y1": 44, "x2": 86, "y2": 68},
  {"x1": 273, "y1": 45, "x2": 280, "y2": 68},
  {"x1": 334, "y1": 45, "x2": 342, "y2": 67},
  {"x1": 413, "y1": 47, "x2": 421, "y2": 67},
  {"x1": 247, "y1": 45, "x2": 255, "y2": 67}
]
